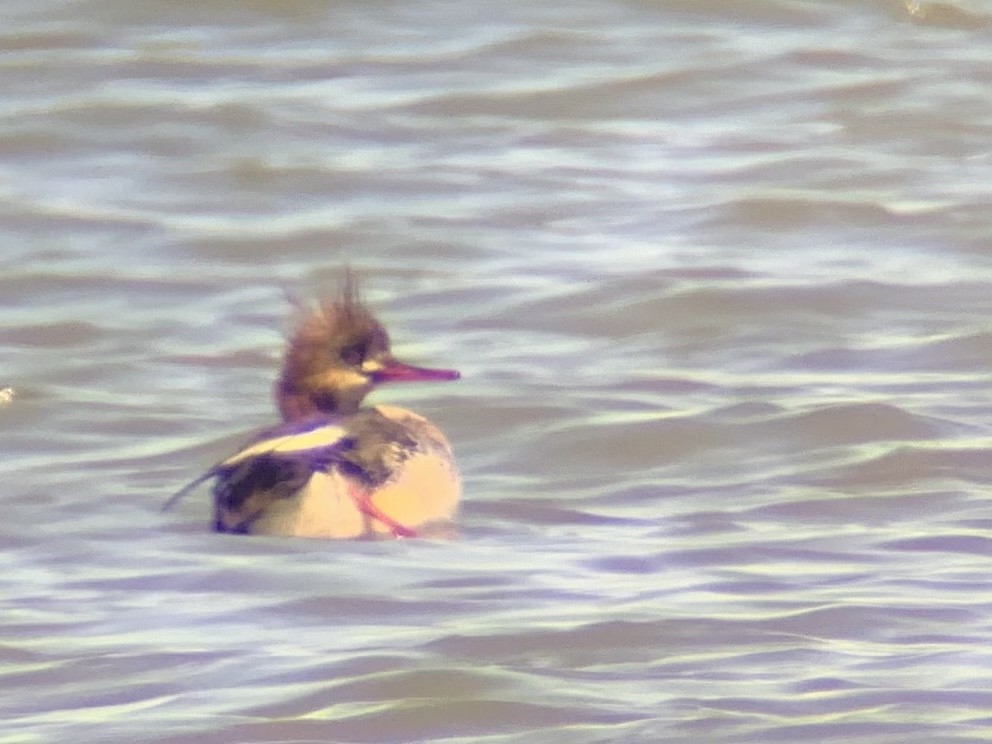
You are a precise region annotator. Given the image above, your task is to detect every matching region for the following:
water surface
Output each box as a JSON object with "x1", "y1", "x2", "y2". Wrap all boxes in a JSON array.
[{"x1": 2, "y1": 0, "x2": 992, "y2": 741}]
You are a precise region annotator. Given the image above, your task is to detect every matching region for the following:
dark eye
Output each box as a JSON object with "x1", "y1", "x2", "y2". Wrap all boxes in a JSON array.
[{"x1": 341, "y1": 345, "x2": 365, "y2": 366}]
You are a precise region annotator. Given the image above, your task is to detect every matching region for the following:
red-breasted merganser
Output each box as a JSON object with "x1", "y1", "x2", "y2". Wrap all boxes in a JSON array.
[{"x1": 167, "y1": 274, "x2": 460, "y2": 539}]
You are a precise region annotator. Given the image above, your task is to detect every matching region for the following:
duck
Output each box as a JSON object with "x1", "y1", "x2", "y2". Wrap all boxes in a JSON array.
[{"x1": 166, "y1": 273, "x2": 461, "y2": 539}]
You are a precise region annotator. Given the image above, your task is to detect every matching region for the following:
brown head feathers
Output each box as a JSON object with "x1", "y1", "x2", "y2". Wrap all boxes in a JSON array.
[
  {"x1": 274, "y1": 271, "x2": 458, "y2": 420},
  {"x1": 275, "y1": 272, "x2": 391, "y2": 419}
]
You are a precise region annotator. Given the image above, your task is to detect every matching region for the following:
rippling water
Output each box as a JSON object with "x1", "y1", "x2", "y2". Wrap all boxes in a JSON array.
[{"x1": 3, "y1": 0, "x2": 992, "y2": 741}]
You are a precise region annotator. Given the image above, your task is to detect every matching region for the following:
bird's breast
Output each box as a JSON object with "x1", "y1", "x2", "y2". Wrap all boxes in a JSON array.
[{"x1": 355, "y1": 405, "x2": 461, "y2": 534}]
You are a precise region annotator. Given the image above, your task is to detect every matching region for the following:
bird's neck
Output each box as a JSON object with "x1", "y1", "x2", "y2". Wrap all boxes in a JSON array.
[{"x1": 274, "y1": 381, "x2": 364, "y2": 421}]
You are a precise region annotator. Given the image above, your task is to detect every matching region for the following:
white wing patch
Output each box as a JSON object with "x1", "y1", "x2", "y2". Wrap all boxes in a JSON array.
[{"x1": 220, "y1": 424, "x2": 348, "y2": 468}]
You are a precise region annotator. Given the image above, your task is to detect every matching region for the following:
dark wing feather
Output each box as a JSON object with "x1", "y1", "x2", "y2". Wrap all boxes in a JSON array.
[
  {"x1": 163, "y1": 416, "x2": 349, "y2": 512},
  {"x1": 212, "y1": 453, "x2": 313, "y2": 532}
]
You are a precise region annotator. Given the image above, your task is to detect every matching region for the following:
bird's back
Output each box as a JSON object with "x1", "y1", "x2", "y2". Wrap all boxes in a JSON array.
[{"x1": 212, "y1": 405, "x2": 460, "y2": 538}]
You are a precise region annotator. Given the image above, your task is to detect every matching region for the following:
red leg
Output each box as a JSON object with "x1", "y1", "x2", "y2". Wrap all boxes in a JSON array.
[{"x1": 347, "y1": 483, "x2": 418, "y2": 538}]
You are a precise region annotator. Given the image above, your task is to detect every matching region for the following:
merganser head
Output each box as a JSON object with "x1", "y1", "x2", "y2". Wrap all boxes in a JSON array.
[{"x1": 275, "y1": 274, "x2": 459, "y2": 420}]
